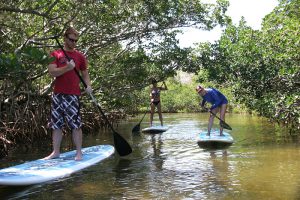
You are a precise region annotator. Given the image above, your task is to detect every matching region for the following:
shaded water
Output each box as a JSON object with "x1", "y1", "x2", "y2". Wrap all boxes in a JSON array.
[{"x1": 1, "y1": 113, "x2": 300, "y2": 200}]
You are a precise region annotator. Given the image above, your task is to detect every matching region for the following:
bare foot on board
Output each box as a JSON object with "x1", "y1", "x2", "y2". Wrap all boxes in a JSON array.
[
  {"x1": 75, "y1": 151, "x2": 83, "y2": 161},
  {"x1": 43, "y1": 152, "x2": 60, "y2": 160}
]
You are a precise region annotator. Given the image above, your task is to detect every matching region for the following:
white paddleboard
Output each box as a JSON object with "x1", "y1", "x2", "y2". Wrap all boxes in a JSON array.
[
  {"x1": 142, "y1": 125, "x2": 169, "y2": 133},
  {"x1": 197, "y1": 130, "x2": 234, "y2": 149},
  {"x1": 0, "y1": 145, "x2": 114, "y2": 186}
]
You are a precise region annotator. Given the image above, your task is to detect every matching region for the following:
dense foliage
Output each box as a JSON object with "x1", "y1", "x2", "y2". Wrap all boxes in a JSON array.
[
  {"x1": 143, "y1": 74, "x2": 235, "y2": 114},
  {"x1": 0, "y1": 0, "x2": 229, "y2": 155},
  {"x1": 0, "y1": 0, "x2": 299, "y2": 157},
  {"x1": 0, "y1": 0, "x2": 229, "y2": 110},
  {"x1": 192, "y1": 0, "x2": 299, "y2": 133}
]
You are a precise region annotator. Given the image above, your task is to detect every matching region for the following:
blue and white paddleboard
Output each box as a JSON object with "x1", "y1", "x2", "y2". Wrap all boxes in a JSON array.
[
  {"x1": 197, "y1": 130, "x2": 234, "y2": 149},
  {"x1": 142, "y1": 125, "x2": 169, "y2": 134},
  {"x1": 0, "y1": 145, "x2": 114, "y2": 186}
]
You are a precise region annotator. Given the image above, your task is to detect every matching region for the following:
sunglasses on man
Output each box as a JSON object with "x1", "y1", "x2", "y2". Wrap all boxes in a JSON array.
[{"x1": 67, "y1": 36, "x2": 78, "y2": 43}]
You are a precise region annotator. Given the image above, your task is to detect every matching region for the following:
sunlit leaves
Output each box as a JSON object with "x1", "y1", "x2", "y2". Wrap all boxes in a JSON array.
[
  {"x1": 192, "y1": 0, "x2": 299, "y2": 133},
  {"x1": 0, "y1": 46, "x2": 53, "y2": 80},
  {"x1": 0, "y1": 0, "x2": 229, "y2": 114}
]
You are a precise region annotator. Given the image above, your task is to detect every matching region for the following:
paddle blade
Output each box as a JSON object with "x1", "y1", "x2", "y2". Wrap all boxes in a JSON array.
[
  {"x1": 113, "y1": 131, "x2": 132, "y2": 156},
  {"x1": 132, "y1": 124, "x2": 140, "y2": 133},
  {"x1": 220, "y1": 121, "x2": 232, "y2": 130}
]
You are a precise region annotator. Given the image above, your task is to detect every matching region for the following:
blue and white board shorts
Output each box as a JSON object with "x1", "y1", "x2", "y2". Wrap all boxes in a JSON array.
[{"x1": 49, "y1": 94, "x2": 82, "y2": 130}]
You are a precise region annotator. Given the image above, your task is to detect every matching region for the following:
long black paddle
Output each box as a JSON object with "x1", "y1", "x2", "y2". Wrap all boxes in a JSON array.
[
  {"x1": 54, "y1": 37, "x2": 132, "y2": 156},
  {"x1": 132, "y1": 105, "x2": 150, "y2": 133},
  {"x1": 207, "y1": 109, "x2": 232, "y2": 130}
]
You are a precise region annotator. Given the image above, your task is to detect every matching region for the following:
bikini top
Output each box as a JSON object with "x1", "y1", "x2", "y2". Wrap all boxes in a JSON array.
[{"x1": 151, "y1": 88, "x2": 160, "y2": 98}]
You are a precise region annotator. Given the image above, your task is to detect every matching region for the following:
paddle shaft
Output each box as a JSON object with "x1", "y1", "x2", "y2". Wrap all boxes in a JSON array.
[
  {"x1": 208, "y1": 110, "x2": 232, "y2": 130},
  {"x1": 209, "y1": 110, "x2": 223, "y2": 123},
  {"x1": 138, "y1": 110, "x2": 148, "y2": 124},
  {"x1": 139, "y1": 102, "x2": 153, "y2": 123},
  {"x1": 132, "y1": 103, "x2": 151, "y2": 132}
]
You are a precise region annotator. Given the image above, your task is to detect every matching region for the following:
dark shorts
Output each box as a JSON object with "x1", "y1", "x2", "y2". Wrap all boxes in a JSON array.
[
  {"x1": 152, "y1": 101, "x2": 160, "y2": 106},
  {"x1": 49, "y1": 94, "x2": 82, "y2": 130},
  {"x1": 222, "y1": 99, "x2": 228, "y2": 105}
]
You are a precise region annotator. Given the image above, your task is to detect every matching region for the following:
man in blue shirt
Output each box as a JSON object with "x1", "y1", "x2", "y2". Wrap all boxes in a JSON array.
[{"x1": 196, "y1": 85, "x2": 228, "y2": 136}]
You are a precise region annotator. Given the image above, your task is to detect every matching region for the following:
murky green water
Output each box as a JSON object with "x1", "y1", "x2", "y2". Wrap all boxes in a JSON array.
[{"x1": 1, "y1": 113, "x2": 300, "y2": 200}]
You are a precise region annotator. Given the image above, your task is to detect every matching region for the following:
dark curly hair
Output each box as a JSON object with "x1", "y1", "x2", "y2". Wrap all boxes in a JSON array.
[{"x1": 151, "y1": 79, "x2": 158, "y2": 85}]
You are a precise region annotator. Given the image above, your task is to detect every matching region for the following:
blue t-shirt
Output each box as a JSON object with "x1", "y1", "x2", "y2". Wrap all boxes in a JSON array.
[{"x1": 201, "y1": 88, "x2": 228, "y2": 110}]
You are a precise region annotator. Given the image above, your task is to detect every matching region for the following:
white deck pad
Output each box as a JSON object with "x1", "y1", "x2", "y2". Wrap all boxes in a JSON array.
[
  {"x1": 197, "y1": 131, "x2": 234, "y2": 149},
  {"x1": 0, "y1": 145, "x2": 115, "y2": 186}
]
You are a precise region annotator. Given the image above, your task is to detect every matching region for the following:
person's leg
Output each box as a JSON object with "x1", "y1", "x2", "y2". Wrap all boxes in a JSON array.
[
  {"x1": 72, "y1": 128, "x2": 83, "y2": 161},
  {"x1": 150, "y1": 103, "x2": 155, "y2": 126},
  {"x1": 208, "y1": 108, "x2": 219, "y2": 136},
  {"x1": 44, "y1": 129, "x2": 63, "y2": 159},
  {"x1": 45, "y1": 94, "x2": 63, "y2": 159},
  {"x1": 219, "y1": 104, "x2": 227, "y2": 136},
  {"x1": 65, "y1": 94, "x2": 83, "y2": 160},
  {"x1": 207, "y1": 114, "x2": 214, "y2": 136},
  {"x1": 157, "y1": 103, "x2": 163, "y2": 126}
]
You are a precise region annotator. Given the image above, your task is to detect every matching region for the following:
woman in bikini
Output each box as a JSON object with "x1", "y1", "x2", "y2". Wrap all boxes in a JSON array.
[{"x1": 150, "y1": 79, "x2": 168, "y2": 126}]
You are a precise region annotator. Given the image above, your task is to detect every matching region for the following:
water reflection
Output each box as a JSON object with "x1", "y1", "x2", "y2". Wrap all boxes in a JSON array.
[
  {"x1": 208, "y1": 150, "x2": 231, "y2": 192},
  {"x1": 114, "y1": 159, "x2": 132, "y2": 178},
  {"x1": 0, "y1": 185, "x2": 33, "y2": 199},
  {"x1": 149, "y1": 134, "x2": 164, "y2": 171},
  {"x1": 1, "y1": 113, "x2": 300, "y2": 199}
]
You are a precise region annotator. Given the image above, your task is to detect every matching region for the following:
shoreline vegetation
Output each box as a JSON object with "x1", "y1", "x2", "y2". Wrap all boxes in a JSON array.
[
  {"x1": 1, "y1": 1, "x2": 299, "y2": 158},
  {"x1": 0, "y1": 96, "x2": 126, "y2": 159},
  {"x1": 0, "y1": 75, "x2": 296, "y2": 159}
]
